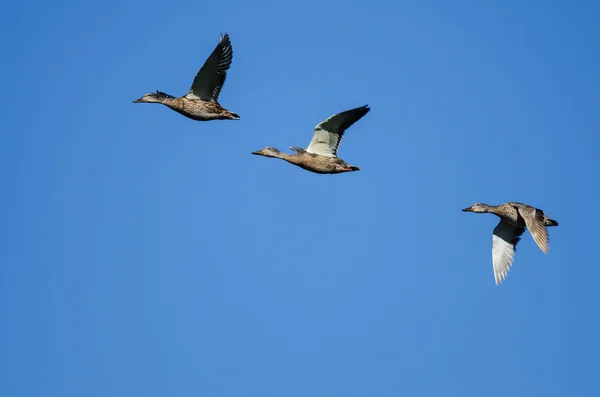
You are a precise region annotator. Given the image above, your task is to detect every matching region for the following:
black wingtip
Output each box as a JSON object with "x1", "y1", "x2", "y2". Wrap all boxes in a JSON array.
[{"x1": 359, "y1": 105, "x2": 371, "y2": 117}]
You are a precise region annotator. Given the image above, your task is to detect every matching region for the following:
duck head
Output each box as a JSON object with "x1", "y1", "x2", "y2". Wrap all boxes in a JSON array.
[
  {"x1": 251, "y1": 147, "x2": 282, "y2": 158},
  {"x1": 133, "y1": 93, "x2": 160, "y2": 103},
  {"x1": 462, "y1": 203, "x2": 490, "y2": 213},
  {"x1": 133, "y1": 91, "x2": 172, "y2": 103}
]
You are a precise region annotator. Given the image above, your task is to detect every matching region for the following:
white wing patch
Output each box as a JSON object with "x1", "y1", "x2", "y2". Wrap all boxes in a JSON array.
[
  {"x1": 305, "y1": 106, "x2": 370, "y2": 158},
  {"x1": 185, "y1": 92, "x2": 202, "y2": 100},
  {"x1": 305, "y1": 124, "x2": 339, "y2": 157},
  {"x1": 492, "y1": 234, "x2": 516, "y2": 285}
]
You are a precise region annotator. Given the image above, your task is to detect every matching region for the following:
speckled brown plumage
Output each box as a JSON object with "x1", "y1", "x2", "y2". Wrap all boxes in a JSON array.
[
  {"x1": 140, "y1": 93, "x2": 239, "y2": 121},
  {"x1": 252, "y1": 148, "x2": 360, "y2": 174}
]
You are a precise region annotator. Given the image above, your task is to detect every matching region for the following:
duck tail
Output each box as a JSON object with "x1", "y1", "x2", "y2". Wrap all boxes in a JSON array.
[
  {"x1": 545, "y1": 217, "x2": 559, "y2": 227},
  {"x1": 225, "y1": 111, "x2": 240, "y2": 120}
]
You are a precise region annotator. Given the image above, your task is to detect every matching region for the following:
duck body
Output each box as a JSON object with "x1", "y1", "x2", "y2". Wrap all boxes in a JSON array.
[
  {"x1": 134, "y1": 91, "x2": 239, "y2": 121},
  {"x1": 483, "y1": 202, "x2": 559, "y2": 229},
  {"x1": 462, "y1": 202, "x2": 558, "y2": 285},
  {"x1": 252, "y1": 147, "x2": 360, "y2": 174}
]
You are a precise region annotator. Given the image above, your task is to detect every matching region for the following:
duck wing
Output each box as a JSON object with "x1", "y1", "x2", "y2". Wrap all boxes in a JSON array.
[
  {"x1": 186, "y1": 33, "x2": 233, "y2": 102},
  {"x1": 492, "y1": 220, "x2": 526, "y2": 285},
  {"x1": 306, "y1": 105, "x2": 370, "y2": 157},
  {"x1": 517, "y1": 205, "x2": 550, "y2": 254}
]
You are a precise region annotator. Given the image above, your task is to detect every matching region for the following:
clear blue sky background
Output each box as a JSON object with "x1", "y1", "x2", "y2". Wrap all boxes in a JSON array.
[{"x1": 2, "y1": 0, "x2": 599, "y2": 396}]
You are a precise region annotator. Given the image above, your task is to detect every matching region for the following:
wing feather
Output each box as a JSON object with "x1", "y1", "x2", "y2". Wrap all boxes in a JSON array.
[
  {"x1": 518, "y1": 206, "x2": 550, "y2": 254},
  {"x1": 305, "y1": 105, "x2": 370, "y2": 157},
  {"x1": 492, "y1": 221, "x2": 526, "y2": 285},
  {"x1": 187, "y1": 33, "x2": 233, "y2": 102}
]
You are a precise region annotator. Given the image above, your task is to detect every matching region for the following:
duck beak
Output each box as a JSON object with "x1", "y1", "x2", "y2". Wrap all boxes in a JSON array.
[
  {"x1": 462, "y1": 206, "x2": 473, "y2": 212},
  {"x1": 133, "y1": 98, "x2": 141, "y2": 103},
  {"x1": 251, "y1": 150, "x2": 262, "y2": 155}
]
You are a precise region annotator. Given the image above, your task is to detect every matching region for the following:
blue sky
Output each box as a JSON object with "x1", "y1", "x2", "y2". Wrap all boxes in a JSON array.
[{"x1": 2, "y1": 0, "x2": 600, "y2": 396}]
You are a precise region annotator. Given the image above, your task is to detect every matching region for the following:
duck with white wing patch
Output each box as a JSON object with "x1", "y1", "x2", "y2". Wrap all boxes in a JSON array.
[
  {"x1": 252, "y1": 105, "x2": 370, "y2": 174},
  {"x1": 462, "y1": 202, "x2": 559, "y2": 285}
]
